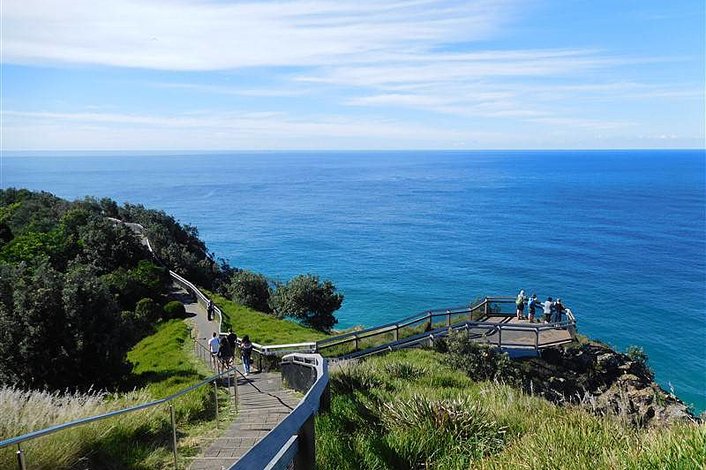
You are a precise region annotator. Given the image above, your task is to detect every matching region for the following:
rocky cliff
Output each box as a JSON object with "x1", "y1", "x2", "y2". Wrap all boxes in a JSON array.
[{"x1": 519, "y1": 340, "x2": 696, "y2": 427}]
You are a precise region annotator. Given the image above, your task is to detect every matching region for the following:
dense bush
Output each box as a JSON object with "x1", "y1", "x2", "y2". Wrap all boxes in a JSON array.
[
  {"x1": 0, "y1": 189, "x2": 184, "y2": 390},
  {"x1": 227, "y1": 269, "x2": 272, "y2": 313},
  {"x1": 163, "y1": 300, "x2": 186, "y2": 319},
  {"x1": 117, "y1": 203, "x2": 224, "y2": 289},
  {"x1": 269, "y1": 274, "x2": 343, "y2": 331},
  {"x1": 442, "y1": 330, "x2": 520, "y2": 385}
]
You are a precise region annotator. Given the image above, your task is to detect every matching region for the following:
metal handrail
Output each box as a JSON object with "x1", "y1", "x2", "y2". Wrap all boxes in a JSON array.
[
  {"x1": 0, "y1": 364, "x2": 238, "y2": 448},
  {"x1": 315, "y1": 302, "x2": 484, "y2": 347},
  {"x1": 315, "y1": 299, "x2": 577, "y2": 353},
  {"x1": 231, "y1": 353, "x2": 328, "y2": 470}
]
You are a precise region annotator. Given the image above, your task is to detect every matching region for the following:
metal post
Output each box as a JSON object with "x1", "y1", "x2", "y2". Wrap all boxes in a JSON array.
[
  {"x1": 169, "y1": 403, "x2": 178, "y2": 470},
  {"x1": 294, "y1": 415, "x2": 316, "y2": 470},
  {"x1": 16, "y1": 443, "x2": 26, "y2": 470},
  {"x1": 535, "y1": 329, "x2": 539, "y2": 350},
  {"x1": 232, "y1": 370, "x2": 238, "y2": 411},
  {"x1": 354, "y1": 334, "x2": 359, "y2": 351},
  {"x1": 394, "y1": 325, "x2": 399, "y2": 341},
  {"x1": 213, "y1": 381, "x2": 219, "y2": 427},
  {"x1": 446, "y1": 310, "x2": 451, "y2": 327},
  {"x1": 484, "y1": 298, "x2": 489, "y2": 316},
  {"x1": 498, "y1": 327, "x2": 502, "y2": 347}
]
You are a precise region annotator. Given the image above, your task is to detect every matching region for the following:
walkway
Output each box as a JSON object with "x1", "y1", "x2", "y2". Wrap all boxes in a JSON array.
[{"x1": 174, "y1": 284, "x2": 301, "y2": 470}]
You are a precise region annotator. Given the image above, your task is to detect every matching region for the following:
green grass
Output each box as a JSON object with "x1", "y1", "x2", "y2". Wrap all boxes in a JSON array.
[
  {"x1": 317, "y1": 349, "x2": 706, "y2": 470},
  {"x1": 208, "y1": 292, "x2": 329, "y2": 344},
  {"x1": 127, "y1": 319, "x2": 206, "y2": 396},
  {"x1": 1, "y1": 319, "x2": 236, "y2": 470}
]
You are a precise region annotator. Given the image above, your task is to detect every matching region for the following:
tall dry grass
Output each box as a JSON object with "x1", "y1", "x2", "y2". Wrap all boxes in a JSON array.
[{"x1": 0, "y1": 385, "x2": 157, "y2": 469}]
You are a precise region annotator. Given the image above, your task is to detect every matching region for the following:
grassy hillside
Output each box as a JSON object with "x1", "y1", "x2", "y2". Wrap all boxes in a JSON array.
[
  {"x1": 317, "y1": 349, "x2": 705, "y2": 470},
  {"x1": 1, "y1": 320, "x2": 235, "y2": 469},
  {"x1": 208, "y1": 291, "x2": 329, "y2": 344}
]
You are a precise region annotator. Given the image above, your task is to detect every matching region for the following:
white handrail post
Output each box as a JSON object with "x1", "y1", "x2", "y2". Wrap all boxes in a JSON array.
[{"x1": 169, "y1": 402, "x2": 178, "y2": 470}]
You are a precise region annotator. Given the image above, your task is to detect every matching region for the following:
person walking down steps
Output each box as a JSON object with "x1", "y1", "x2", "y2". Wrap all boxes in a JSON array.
[
  {"x1": 208, "y1": 332, "x2": 220, "y2": 368},
  {"x1": 240, "y1": 335, "x2": 253, "y2": 376}
]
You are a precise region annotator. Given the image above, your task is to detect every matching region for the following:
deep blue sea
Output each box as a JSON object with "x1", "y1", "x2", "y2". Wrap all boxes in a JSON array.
[{"x1": 2, "y1": 150, "x2": 704, "y2": 411}]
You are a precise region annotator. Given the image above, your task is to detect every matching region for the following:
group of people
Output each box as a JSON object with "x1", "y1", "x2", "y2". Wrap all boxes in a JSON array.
[
  {"x1": 207, "y1": 330, "x2": 254, "y2": 376},
  {"x1": 515, "y1": 290, "x2": 565, "y2": 323}
]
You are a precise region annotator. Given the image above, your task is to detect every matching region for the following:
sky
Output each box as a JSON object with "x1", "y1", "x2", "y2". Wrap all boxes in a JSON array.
[{"x1": 1, "y1": 0, "x2": 704, "y2": 150}]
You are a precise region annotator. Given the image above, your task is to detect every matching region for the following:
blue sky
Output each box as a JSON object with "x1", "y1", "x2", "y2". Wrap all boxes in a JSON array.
[{"x1": 2, "y1": 0, "x2": 704, "y2": 150}]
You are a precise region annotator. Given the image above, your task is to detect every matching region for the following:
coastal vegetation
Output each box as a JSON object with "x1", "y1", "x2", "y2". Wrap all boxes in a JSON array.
[
  {"x1": 0, "y1": 319, "x2": 232, "y2": 469},
  {"x1": 225, "y1": 270, "x2": 344, "y2": 332},
  {"x1": 0, "y1": 188, "x2": 340, "y2": 392},
  {"x1": 317, "y1": 349, "x2": 705, "y2": 469},
  {"x1": 0, "y1": 189, "x2": 224, "y2": 390}
]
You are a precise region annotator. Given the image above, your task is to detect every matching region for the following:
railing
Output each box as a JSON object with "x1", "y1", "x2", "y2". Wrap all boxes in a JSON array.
[
  {"x1": 314, "y1": 297, "x2": 576, "y2": 357},
  {"x1": 0, "y1": 348, "x2": 241, "y2": 470},
  {"x1": 231, "y1": 353, "x2": 329, "y2": 470}
]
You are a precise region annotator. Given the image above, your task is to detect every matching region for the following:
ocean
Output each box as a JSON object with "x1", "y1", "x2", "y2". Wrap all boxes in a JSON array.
[{"x1": 2, "y1": 149, "x2": 704, "y2": 412}]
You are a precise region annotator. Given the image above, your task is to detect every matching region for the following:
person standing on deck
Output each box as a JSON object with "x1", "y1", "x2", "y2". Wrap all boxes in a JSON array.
[
  {"x1": 516, "y1": 290, "x2": 527, "y2": 320},
  {"x1": 528, "y1": 293, "x2": 539, "y2": 323},
  {"x1": 543, "y1": 297, "x2": 553, "y2": 323},
  {"x1": 554, "y1": 299, "x2": 565, "y2": 323}
]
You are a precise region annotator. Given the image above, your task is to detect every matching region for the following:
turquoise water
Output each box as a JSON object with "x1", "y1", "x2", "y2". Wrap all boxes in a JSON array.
[{"x1": 2, "y1": 150, "x2": 704, "y2": 411}]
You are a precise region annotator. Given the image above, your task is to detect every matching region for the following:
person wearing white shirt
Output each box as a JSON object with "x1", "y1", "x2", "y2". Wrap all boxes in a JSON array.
[
  {"x1": 208, "y1": 332, "x2": 220, "y2": 355},
  {"x1": 542, "y1": 297, "x2": 553, "y2": 323}
]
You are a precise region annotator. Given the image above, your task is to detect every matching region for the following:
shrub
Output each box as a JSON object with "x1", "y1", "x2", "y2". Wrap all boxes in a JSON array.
[
  {"x1": 135, "y1": 297, "x2": 161, "y2": 323},
  {"x1": 163, "y1": 300, "x2": 186, "y2": 319},
  {"x1": 227, "y1": 269, "x2": 272, "y2": 313},
  {"x1": 444, "y1": 330, "x2": 520, "y2": 384},
  {"x1": 625, "y1": 345, "x2": 654, "y2": 380},
  {"x1": 269, "y1": 274, "x2": 343, "y2": 331}
]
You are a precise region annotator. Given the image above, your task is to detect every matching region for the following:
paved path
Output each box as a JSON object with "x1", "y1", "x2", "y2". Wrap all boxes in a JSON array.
[
  {"x1": 174, "y1": 285, "x2": 301, "y2": 470},
  {"x1": 189, "y1": 373, "x2": 300, "y2": 469}
]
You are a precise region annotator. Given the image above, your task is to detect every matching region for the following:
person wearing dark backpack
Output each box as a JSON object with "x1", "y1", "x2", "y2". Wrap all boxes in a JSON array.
[{"x1": 554, "y1": 298, "x2": 565, "y2": 323}]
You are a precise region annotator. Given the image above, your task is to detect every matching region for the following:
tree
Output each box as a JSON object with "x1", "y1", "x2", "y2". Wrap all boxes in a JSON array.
[
  {"x1": 269, "y1": 274, "x2": 343, "y2": 331},
  {"x1": 227, "y1": 270, "x2": 272, "y2": 313},
  {"x1": 78, "y1": 219, "x2": 146, "y2": 274}
]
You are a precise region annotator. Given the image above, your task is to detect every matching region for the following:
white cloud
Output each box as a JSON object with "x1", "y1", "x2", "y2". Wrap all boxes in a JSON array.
[
  {"x1": 2, "y1": 0, "x2": 517, "y2": 70},
  {"x1": 0, "y1": 109, "x2": 474, "y2": 149},
  {"x1": 2, "y1": 0, "x2": 701, "y2": 149}
]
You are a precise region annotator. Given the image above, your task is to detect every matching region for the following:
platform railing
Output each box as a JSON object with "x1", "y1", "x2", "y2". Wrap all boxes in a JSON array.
[{"x1": 314, "y1": 297, "x2": 576, "y2": 357}]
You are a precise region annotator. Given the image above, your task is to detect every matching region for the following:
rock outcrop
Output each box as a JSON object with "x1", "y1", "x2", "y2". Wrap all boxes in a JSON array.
[{"x1": 519, "y1": 341, "x2": 696, "y2": 427}]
